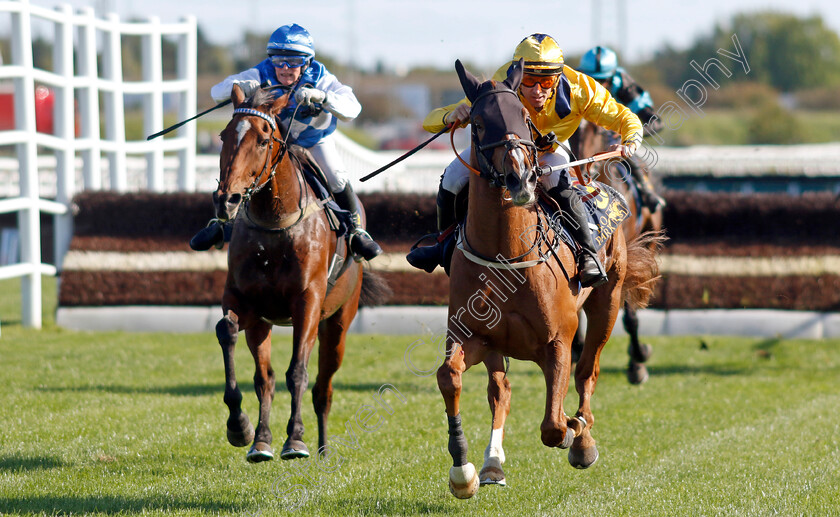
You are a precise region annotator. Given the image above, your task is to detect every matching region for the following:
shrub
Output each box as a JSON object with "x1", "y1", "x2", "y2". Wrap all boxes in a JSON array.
[{"x1": 746, "y1": 101, "x2": 804, "y2": 144}]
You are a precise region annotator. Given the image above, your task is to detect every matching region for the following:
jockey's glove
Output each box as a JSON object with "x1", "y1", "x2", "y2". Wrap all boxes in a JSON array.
[
  {"x1": 295, "y1": 87, "x2": 327, "y2": 107},
  {"x1": 621, "y1": 141, "x2": 638, "y2": 159},
  {"x1": 233, "y1": 79, "x2": 260, "y2": 98}
]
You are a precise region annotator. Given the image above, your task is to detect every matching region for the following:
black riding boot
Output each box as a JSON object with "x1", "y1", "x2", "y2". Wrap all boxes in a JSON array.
[
  {"x1": 190, "y1": 219, "x2": 227, "y2": 251},
  {"x1": 406, "y1": 189, "x2": 458, "y2": 273},
  {"x1": 334, "y1": 184, "x2": 382, "y2": 261},
  {"x1": 628, "y1": 161, "x2": 666, "y2": 212},
  {"x1": 548, "y1": 186, "x2": 608, "y2": 288}
]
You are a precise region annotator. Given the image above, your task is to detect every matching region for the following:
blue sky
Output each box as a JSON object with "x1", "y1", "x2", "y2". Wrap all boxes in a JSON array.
[{"x1": 21, "y1": 0, "x2": 840, "y2": 72}]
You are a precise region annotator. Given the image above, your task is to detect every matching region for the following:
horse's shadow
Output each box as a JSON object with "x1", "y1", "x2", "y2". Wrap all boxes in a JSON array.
[
  {"x1": 0, "y1": 495, "x2": 241, "y2": 515},
  {"x1": 317, "y1": 496, "x2": 453, "y2": 516},
  {"x1": 0, "y1": 454, "x2": 65, "y2": 472},
  {"x1": 35, "y1": 383, "x2": 248, "y2": 397}
]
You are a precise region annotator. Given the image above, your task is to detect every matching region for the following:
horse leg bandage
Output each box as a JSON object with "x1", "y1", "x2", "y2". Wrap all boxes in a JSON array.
[{"x1": 447, "y1": 414, "x2": 468, "y2": 466}]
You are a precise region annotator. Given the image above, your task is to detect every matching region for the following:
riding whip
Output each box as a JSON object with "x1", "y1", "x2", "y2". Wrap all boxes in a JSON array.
[
  {"x1": 359, "y1": 126, "x2": 452, "y2": 182},
  {"x1": 145, "y1": 83, "x2": 290, "y2": 140}
]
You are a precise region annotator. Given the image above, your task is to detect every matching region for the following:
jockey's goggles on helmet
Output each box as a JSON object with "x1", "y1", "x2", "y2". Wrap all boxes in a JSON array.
[
  {"x1": 521, "y1": 74, "x2": 558, "y2": 89},
  {"x1": 270, "y1": 54, "x2": 309, "y2": 69}
]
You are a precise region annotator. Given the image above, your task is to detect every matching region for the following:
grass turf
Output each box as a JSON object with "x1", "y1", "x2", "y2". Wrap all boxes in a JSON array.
[{"x1": 1, "y1": 278, "x2": 839, "y2": 516}]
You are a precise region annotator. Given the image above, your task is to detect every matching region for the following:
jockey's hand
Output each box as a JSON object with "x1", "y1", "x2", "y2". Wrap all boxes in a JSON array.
[
  {"x1": 295, "y1": 87, "x2": 327, "y2": 107},
  {"x1": 444, "y1": 103, "x2": 471, "y2": 128},
  {"x1": 609, "y1": 142, "x2": 638, "y2": 159},
  {"x1": 233, "y1": 79, "x2": 260, "y2": 98}
]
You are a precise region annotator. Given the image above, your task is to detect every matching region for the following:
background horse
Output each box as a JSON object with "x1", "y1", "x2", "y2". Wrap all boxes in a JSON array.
[
  {"x1": 437, "y1": 60, "x2": 661, "y2": 499},
  {"x1": 212, "y1": 85, "x2": 389, "y2": 462},
  {"x1": 570, "y1": 120, "x2": 665, "y2": 384}
]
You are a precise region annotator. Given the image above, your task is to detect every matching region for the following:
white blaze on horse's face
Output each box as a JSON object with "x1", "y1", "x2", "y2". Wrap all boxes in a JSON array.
[
  {"x1": 235, "y1": 119, "x2": 251, "y2": 146},
  {"x1": 503, "y1": 140, "x2": 536, "y2": 207}
]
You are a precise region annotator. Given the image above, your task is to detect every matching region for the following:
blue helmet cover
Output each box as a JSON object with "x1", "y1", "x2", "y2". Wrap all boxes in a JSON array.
[
  {"x1": 579, "y1": 46, "x2": 618, "y2": 80},
  {"x1": 267, "y1": 23, "x2": 315, "y2": 58}
]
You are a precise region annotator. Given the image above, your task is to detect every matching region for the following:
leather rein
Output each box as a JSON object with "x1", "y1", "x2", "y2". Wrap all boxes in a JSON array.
[{"x1": 230, "y1": 103, "x2": 322, "y2": 232}]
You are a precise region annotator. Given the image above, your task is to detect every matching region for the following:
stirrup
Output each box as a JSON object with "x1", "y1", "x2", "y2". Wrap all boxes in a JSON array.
[
  {"x1": 406, "y1": 238, "x2": 444, "y2": 273},
  {"x1": 348, "y1": 228, "x2": 382, "y2": 262},
  {"x1": 189, "y1": 219, "x2": 224, "y2": 251},
  {"x1": 578, "y1": 251, "x2": 608, "y2": 288},
  {"x1": 644, "y1": 192, "x2": 667, "y2": 212}
]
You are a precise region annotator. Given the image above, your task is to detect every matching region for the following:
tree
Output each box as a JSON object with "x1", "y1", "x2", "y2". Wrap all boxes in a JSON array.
[
  {"x1": 652, "y1": 11, "x2": 840, "y2": 92},
  {"x1": 196, "y1": 26, "x2": 234, "y2": 76}
]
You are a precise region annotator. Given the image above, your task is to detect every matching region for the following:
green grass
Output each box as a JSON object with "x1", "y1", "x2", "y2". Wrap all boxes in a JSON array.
[{"x1": 1, "y1": 277, "x2": 840, "y2": 515}]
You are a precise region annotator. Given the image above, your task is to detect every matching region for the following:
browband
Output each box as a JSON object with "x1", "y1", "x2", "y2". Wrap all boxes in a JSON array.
[{"x1": 232, "y1": 108, "x2": 277, "y2": 132}]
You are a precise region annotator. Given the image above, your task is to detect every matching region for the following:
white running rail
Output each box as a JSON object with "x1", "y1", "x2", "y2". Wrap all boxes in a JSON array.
[{"x1": 0, "y1": 0, "x2": 196, "y2": 328}]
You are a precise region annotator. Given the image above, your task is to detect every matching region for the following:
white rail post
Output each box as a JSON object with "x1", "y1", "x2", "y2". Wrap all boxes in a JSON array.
[
  {"x1": 77, "y1": 6, "x2": 102, "y2": 191},
  {"x1": 142, "y1": 15, "x2": 164, "y2": 191},
  {"x1": 102, "y1": 12, "x2": 127, "y2": 191},
  {"x1": 177, "y1": 15, "x2": 197, "y2": 191},
  {"x1": 11, "y1": 0, "x2": 42, "y2": 328},
  {"x1": 53, "y1": 3, "x2": 75, "y2": 271}
]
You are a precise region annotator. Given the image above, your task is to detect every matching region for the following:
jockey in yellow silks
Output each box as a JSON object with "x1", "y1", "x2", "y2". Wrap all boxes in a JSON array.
[{"x1": 407, "y1": 33, "x2": 643, "y2": 287}]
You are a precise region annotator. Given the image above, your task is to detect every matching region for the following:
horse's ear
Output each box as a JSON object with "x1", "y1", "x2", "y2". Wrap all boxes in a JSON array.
[
  {"x1": 504, "y1": 57, "x2": 524, "y2": 91},
  {"x1": 270, "y1": 92, "x2": 289, "y2": 116},
  {"x1": 231, "y1": 84, "x2": 246, "y2": 107},
  {"x1": 455, "y1": 59, "x2": 481, "y2": 102}
]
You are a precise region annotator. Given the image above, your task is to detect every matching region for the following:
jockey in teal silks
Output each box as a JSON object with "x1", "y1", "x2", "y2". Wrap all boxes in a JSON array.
[{"x1": 578, "y1": 45, "x2": 666, "y2": 212}]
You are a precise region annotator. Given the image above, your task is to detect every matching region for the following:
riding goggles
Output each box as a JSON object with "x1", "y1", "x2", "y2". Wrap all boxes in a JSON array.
[
  {"x1": 270, "y1": 54, "x2": 309, "y2": 69},
  {"x1": 521, "y1": 74, "x2": 558, "y2": 89}
]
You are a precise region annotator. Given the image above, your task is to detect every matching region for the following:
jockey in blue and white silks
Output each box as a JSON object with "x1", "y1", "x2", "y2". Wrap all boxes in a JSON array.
[
  {"x1": 190, "y1": 23, "x2": 381, "y2": 261},
  {"x1": 210, "y1": 58, "x2": 360, "y2": 149}
]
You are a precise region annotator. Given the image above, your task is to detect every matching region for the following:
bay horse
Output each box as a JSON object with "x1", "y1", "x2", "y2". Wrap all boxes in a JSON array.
[
  {"x1": 212, "y1": 85, "x2": 388, "y2": 462},
  {"x1": 438, "y1": 59, "x2": 660, "y2": 498},
  {"x1": 570, "y1": 120, "x2": 665, "y2": 384}
]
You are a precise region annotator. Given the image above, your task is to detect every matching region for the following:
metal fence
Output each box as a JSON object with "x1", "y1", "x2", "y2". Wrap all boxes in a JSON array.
[{"x1": 0, "y1": 0, "x2": 196, "y2": 328}]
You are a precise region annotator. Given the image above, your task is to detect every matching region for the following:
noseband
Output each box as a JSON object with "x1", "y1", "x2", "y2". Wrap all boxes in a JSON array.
[
  {"x1": 231, "y1": 107, "x2": 287, "y2": 201},
  {"x1": 469, "y1": 87, "x2": 538, "y2": 188}
]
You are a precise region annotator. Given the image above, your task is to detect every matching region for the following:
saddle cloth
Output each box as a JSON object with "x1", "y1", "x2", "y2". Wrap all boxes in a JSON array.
[{"x1": 540, "y1": 181, "x2": 631, "y2": 252}]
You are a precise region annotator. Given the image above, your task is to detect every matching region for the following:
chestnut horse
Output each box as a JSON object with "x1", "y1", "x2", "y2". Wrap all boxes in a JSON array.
[
  {"x1": 437, "y1": 60, "x2": 660, "y2": 498},
  {"x1": 212, "y1": 85, "x2": 388, "y2": 462},
  {"x1": 570, "y1": 120, "x2": 665, "y2": 384}
]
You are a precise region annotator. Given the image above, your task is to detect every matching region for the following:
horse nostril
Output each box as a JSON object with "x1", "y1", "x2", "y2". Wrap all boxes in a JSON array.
[
  {"x1": 527, "y1": 169, "x2": 537, "y2": 187},
  {"x1": 506, "y1": 173, "x2": 521, "y2": 192},
  {"x1": 227, "y1": 193, "x2": 242, "y2": 207}
]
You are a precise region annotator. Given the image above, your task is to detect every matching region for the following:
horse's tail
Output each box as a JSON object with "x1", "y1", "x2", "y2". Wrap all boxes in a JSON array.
[
  {"x1": 359, "y1": 267, "x2": 392, "y2": 307},
  {"x1": 622, "y1": 230, "x2": 667, "y2": 310}
]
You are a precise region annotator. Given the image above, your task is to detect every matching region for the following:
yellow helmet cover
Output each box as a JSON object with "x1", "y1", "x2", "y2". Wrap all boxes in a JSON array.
[{"x1": 513, "y1": 33, "x2": 565, "y2": 76}]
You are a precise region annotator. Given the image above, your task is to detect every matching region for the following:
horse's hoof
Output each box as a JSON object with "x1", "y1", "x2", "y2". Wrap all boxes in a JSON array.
[
  {"x1": 246, "y1": 442, "x2": 274, "y2": 463},
  {"x1": 568, "y1": 445, "x2": 599, "y2": 469},
  {"x1": 628, "y1": 342, "x2": 653, "y2": 363},
  {"x1": 280, "y1": 439, "x2": 310, "y2": 460},
  {"x1": 627, "y1": 361, "x2": 649, "y2": 385},
  {"x1": 479, "y1": 464, "x2": 506, "y2": 487},
  {"x1": 226, "y1": 419, "x2": 255, "y2": 447},
  {"x1": 449, "y1": 463, "x2": 479, "y2": 499}
]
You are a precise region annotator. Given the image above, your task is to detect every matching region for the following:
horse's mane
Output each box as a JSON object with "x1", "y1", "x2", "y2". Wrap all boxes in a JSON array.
[{"x1": 248, "y1": 88, "x2": 279, "y2": 108}]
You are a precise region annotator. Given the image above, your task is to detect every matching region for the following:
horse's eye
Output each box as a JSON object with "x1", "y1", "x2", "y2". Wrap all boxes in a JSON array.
[{"x1": 258, "y1": 138, "x2": 269, "y2": 148}]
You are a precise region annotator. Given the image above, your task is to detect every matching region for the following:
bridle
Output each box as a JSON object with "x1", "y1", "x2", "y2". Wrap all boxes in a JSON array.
[
  {"x1": 466, "y1": 86, "x2": 539, "y2": 188},
  {"x1": 229, "y1": 100, "x2": 303, "y2": 202}
]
